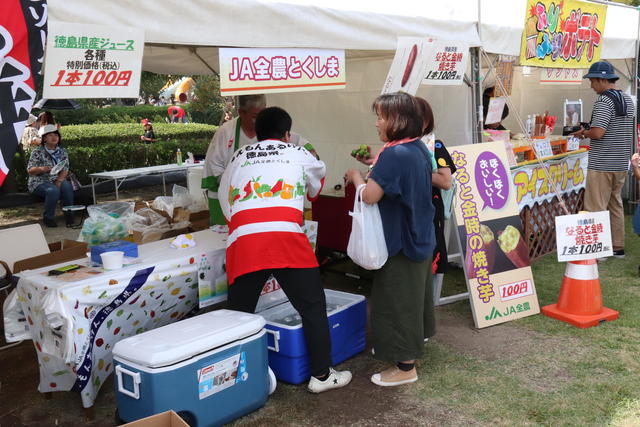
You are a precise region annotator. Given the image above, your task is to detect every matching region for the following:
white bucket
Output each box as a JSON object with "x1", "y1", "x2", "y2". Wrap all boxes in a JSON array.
[{"x1": 100, "y1": 251, "x2": 124, "y2": 270}]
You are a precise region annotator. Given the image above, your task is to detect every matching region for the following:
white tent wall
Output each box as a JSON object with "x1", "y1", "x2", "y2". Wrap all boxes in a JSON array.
[
  {"x1": 480, "y1": 0, "x2": 640, "y2": 59},
  {"x1": 268, "y1": 57, "x2": 474, "y2": 192},
  {"x1": 499, "y1": 59, "x2": 635, "y2": 136}
]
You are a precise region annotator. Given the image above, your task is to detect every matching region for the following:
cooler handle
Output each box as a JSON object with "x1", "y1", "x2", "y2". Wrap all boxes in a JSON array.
[
  {"x1": 266, "y1": 329, "x2": 280, "y2": 353},
  {"x1": 116, "y1": 365, "x2": 141, "y2": 400}
]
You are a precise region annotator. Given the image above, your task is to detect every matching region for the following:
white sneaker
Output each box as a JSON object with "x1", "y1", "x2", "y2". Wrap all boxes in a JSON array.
[{"x1": 307, "y1": 367, "x2": 352, "y2": 393}]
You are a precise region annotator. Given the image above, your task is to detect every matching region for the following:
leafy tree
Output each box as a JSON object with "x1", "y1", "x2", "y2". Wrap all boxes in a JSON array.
[
  {"x1": 189, "y1": 74, "x2": 225, "y2": 124},
  {"x1": 140, "y1": 71, "x2": 174, "y2": 98}
]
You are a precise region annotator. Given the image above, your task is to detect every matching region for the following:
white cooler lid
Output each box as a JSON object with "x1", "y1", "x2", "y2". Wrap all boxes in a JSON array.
[{"x1": 113, "y1": 310, "x2": 265, "y2": 368}]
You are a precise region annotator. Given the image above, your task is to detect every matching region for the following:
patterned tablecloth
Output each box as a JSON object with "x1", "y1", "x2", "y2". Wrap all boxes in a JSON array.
[{"x1": 13, "y1": 230, "x2": 226, "y2": 408}]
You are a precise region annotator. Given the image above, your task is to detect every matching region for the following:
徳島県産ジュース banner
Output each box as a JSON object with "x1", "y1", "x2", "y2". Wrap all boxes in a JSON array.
[{"x1": 520, "y1": 0, "x2": 607, "y2": 69}]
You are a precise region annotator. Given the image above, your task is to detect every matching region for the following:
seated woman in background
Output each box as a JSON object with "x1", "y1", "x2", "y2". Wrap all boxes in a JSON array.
[
  {"x1": 27, "y1": 125, "x2": 74, "y2": 228},
  {"x1": 140, "y1": 121, "x2": 156, "y2": 143}
]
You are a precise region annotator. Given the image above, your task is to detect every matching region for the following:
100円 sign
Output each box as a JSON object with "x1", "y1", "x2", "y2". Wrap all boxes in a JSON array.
[
  {"x1": 555, "y1": 211, "x2": 612, "y2": 262},
  {"x1": 43, "y1": 22, "x2": 144, "y2": 99}
]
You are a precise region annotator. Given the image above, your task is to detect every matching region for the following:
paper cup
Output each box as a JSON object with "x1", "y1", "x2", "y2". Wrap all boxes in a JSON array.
[{"x1": 100, "y1": 251, "x2": 124, "y2": 270}]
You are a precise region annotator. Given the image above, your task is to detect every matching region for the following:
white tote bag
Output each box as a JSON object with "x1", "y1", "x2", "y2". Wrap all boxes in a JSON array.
[{"x1": 347, "y1": 184, "x2": 388, "y2": 270}]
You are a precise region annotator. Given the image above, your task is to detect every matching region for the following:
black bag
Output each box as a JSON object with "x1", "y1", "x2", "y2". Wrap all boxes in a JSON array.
[{"x1": 67, "y1": 172, "x2": 81, "y2": 191}]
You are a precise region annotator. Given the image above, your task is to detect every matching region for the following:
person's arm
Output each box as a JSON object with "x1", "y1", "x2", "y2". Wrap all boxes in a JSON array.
[
  {"x1": 345, "y1": 169, "x2": 384, "y2": 204},
  {"x1": 28, "y1": 165, "x2": 51, "y2": 175},
  {"x1": 432, "y1": 167, "x2": 452, "y2": 190},
  {"x1": 632, "y1": 153, "x2": 640, "y2": 180},
  {"x1": 574, "y1": 97, "x2": 611, "y2": 140},
  {"x1": 301, "y1": 149, "x2": 326, "y2": 201},
  {"x1": 27, "y1": 150, "x2": 51, "y2": 175}
]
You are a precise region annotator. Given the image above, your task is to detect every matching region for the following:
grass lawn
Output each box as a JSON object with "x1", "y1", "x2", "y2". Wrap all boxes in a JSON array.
[{"x1": 410, "y1": 218, "x2": 640, "y2": 426}]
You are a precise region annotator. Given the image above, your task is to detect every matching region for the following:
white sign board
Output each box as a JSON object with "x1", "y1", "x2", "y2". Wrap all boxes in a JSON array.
[
  {"x1": 422, "y1": 40, "x2": 468, "y2": 85},
  {"x1": 566, "y1": 136, "x2": 580, "y2": 152},
  {"x1": 555, "y1": 211, "x2": 613, "y2": 262},
  {"x1": 540, "y1": 68, "x2": 584, "y2": 85},
  {"x1": 532, "y1": 138, "x2": 553, "y2": 159},
  {"x1": 219, "y1": 48, "x2": 345, "y2": 96},
  {"x1": 484, "y1": 97, "x2": 506, "y2": 125},
  {"x1": 43, "y1": 22, "x2": 144, "y2": 99},
  {"x1": 382, "y1": 37, "x2": 434, "y2": 95}
]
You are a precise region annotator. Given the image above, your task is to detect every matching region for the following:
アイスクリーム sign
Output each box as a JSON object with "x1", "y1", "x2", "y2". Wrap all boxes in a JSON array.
[
  {"x1": 43, "y1": 22, "x2": 144, "y2": 99},
  {"x1": 452, "y1": 141, "x2": 540, "y2": 328}
]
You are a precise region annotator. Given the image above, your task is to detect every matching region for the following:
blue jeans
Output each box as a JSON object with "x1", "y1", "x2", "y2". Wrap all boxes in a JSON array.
[{"x1": 32, "y1": 181, "x2": 74, "y2": 220}]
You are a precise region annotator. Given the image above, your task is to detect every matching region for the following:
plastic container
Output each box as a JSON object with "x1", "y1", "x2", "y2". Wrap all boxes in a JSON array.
[
  {"x1": 176, "y1": 148, "x2": 183, "y2": 166},
  {"x1": 113, "y1": 310, "x2": 272, "y2": 427},
  {"x1": 90, "y1": 240, "x2": 138, "y2": 263},
  {"x1": 256, "y1": 289, "x2": 367, "y2": 384},
  {"x1": 100, "y1": 251, "x2": 124, "y2": 270}
]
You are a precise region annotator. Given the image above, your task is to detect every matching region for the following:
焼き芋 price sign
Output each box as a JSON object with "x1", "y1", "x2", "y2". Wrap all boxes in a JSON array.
[
  {"x1": 451, "y1": 141, "x2": 540, "y2": 328},
  {"x1": 43, "y1": 23, "x2": 144, "y2": 99},
  {"x1": 219, "y1": 48, "x2": 345, "y2": 96},
  {"x1": 520, "y1": 0, "x2": 607, "y2": 69},
  {"x1": 422, "y1": 40, "x2": 469, "y2": 85},
  {"x1": 555, "y1": 211, "x2": 612, "y2": 262}
]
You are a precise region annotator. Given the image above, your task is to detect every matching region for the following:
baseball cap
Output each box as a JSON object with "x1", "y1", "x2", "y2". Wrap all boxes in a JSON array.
[
  {"x1": 583, "y1": 61, "x2": 619, "y2": 80},
  {"x1": 26, "y1": 114, "x2": 37, "y2": 125},
  {"x1": 38, "y1": 124, "x2": 58, "y2": 137}
]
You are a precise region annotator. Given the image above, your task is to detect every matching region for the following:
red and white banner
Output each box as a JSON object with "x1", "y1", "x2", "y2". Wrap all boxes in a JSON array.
[
  {"x1": 43, "y1": 22, "x2": 144, "y2": 99},
  {"x1": 0, "y1": 0, "x2": 46, "y2": 187},
  {"x1": 219, "y1": 48, "x2": 345, "y2": 96}
]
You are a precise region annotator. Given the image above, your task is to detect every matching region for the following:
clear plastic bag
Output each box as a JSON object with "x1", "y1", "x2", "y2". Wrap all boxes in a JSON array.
[
  {"x1": 78, "y1": 201, "x2": 134, "y2": 246},
  {"x1": 127, "y1": 208, "x2": 171, "y2": 240},
  {"x1": 172, "y1": 184, "x2": 193, "y2": 209},
  {"x1": 347, "y1": 184, "x2": 388, "y2": 270},
  {"x1": 152, "y1": 196, "x2": 175, "y2": 218}
]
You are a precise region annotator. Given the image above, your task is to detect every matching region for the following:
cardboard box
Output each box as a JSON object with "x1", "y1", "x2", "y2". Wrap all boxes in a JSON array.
[
  {"x1": 131, "y1": 201, "x2": 207, "y2": 243},
  {"x1": 134, "y1": 201, "x2": 191, "y2": 224},
  {"x1": 187, "y1": 210, "x2": 210, "y2": 232},
  {"x1": 13, "y1": 240, "x2": 88, "y2": 274},
  {"x1": 121, "y1": 410, "x2": 189, "y2": 427}
]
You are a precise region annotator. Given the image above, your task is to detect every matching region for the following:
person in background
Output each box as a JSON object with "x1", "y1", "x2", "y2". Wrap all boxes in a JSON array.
[
  {"x1": 202, "y1": 94, "x2": 317, "y2": 225},
  {"x1": 219, "y1": 106, "x2": 352, "y2": 393},
  {"x1": 414, "y1": 97, "x2": 456, "y2": 343},
  {"x1": 573, "y1": 61, "x2": 635, "y2": 259},
  {"x1": 37, "y1": 111, "x2": 58, "y2": 130},
  {"x1": 140, "y1": 120, "x2": 156, "y2": 143},
  {"x1": 20, "y1": 114, "x2": 40, "y2": 150},
  {"x1": 482, "y1": 86, "x2": 509, "y2": 131},
  {"x1": 167, "y1": 104, "x2": 186, "y2": 123},
  {"x1": 27, "y1": 125, "x2": 74, "y2": 227},
  {"x1": 345, "y1": 92, "x2": 435, "y2": 387}
]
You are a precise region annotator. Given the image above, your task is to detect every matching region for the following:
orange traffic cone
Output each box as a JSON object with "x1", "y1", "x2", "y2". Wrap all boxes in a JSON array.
[{"x1": 541, "y1": 259, "x2": 618, "y2": 328}]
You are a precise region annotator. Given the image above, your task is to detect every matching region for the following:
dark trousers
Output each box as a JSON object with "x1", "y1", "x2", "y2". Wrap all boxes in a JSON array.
[{"x1": 228, "y1": 267, "x2": 332, "y2": 378}]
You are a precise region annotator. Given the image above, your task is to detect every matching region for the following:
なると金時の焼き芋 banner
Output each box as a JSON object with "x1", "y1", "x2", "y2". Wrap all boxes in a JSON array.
[
  {"x1": 520, "y1": 0, "x2": 607, "y2": 68},
  {"x1": 451, "y1": 141, "x2": 540, "y2": 328}
]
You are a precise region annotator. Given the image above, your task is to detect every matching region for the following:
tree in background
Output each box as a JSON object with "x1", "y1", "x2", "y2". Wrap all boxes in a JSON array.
[
  {"x1": 140, "y1": 71, "x2": 174, "y2": 100},
  {"x1": 189, "y1": 74, "x2": 225, "y2": 125}
]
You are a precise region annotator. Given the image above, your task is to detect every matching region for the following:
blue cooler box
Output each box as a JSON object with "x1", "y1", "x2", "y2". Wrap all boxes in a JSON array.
[
  {"x1": 113, "y1": 310, "x2": 273, "y2": 427},
  {"x1": 256, "y1": 289, "x2": 366, "y2": 384}
]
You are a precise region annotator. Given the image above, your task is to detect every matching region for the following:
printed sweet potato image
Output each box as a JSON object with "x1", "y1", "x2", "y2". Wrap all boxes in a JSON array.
[
  {"x1": 401, "y1": 44, "x2": 418, "y2": 87},
  {"x1": 497, "y1": 225, "x2": 530, "y2": 268},
  {"x1": 465, "y1": 224, "x2": 496, "y2": 279}
]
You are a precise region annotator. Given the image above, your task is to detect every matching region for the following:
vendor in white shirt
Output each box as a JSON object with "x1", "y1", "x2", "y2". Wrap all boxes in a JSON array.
[{"x1": 202, "y1": 94, "x2": 317, "y2": 224}]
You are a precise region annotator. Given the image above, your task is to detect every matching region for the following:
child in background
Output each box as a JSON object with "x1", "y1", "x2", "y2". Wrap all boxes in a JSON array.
[{"x1": 140, "y1": 120, "x2": 156, "y2": 143}]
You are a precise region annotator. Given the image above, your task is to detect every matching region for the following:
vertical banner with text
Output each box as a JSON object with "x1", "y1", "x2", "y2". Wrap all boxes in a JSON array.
[
  {"x1": 219, "y1": 48, "x2": 345, "y2": 96},
  {"x1": 43, "y1": 22, "x2": 144, "y2": 99},
  {"x1": 520, "y1": 0, "x2": 607, "y2": 69},
  {"x1": 451, "y1": 142, "x2": 540, "y2": 328}
]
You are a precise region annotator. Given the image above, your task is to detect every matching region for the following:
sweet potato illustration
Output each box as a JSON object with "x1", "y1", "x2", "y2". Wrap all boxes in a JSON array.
[
  {"x1": 465, "y1": 224, "x2": 496, "y2": 279},
  {"x1": 497, "y1": 225, "x2": 530, "y2": 269},
  {"x1": 401, "y1": 44, "x2": 418, "y2": 87}
]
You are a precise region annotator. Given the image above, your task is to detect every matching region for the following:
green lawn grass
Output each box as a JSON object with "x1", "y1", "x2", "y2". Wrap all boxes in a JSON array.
[{"x1": 417, "y1": 217, "x2": 640, "y2": 426}]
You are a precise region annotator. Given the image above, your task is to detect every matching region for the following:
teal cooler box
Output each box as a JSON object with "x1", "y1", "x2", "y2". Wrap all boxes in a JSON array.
[
  {"x1": 113, "y1": 310, "x2": 274, "y2": 427},
  {"x1": 256, "y1": 288, "x2": 366, "y2": 384}
]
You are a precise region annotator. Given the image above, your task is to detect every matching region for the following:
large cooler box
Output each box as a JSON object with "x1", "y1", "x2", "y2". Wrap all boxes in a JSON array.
[
  {"x1": 256, "y1": 286, "x2": 366, "y2": 384},
  {"x1": 113, "y1": 310, "x2": 273, "y2": 427}
]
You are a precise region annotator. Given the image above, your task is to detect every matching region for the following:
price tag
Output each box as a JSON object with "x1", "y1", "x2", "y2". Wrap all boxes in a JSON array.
[
  {"x1": 555, "y1": 211, "x2": 613, "y2": 262},
  {"x1": 566, "y1": 136, "x2": 580, "y2": 151},
  {"x1": 532, "y1": 138, "x2": 553, "y2": 159}
]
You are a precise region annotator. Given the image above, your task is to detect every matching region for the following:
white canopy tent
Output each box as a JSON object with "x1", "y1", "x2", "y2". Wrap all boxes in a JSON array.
[{"x1": 48, "y1": 0, "x2": 639, "y2": 190}]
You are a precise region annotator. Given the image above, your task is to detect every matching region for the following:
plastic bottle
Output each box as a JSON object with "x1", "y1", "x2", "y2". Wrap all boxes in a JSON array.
[
  {"x1": 526, "y1": 115, "x2": 532, "y2": 138},
  {"x1": 176, "y1": 148, "x2": 183, "y2": 165}
]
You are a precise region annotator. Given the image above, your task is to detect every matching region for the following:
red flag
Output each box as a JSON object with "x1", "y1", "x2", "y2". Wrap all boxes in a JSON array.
[{"x1": 0, "y1": 0, "x2": 47, "y2": 187}]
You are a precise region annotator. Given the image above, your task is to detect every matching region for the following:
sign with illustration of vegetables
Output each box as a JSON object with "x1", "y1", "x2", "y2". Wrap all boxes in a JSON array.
[
  {"x1": 520, "y1": 0, "x2": 607, "y2": 69},
  {"x1": 451, "y1": 141, "x2": 540, "y2": 328}
]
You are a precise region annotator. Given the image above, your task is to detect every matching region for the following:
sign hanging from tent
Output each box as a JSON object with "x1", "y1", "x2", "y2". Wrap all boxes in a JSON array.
[
  {"x1": 421, "y1": 39, "x2": 468, "y2": 86},
  {"x1": 520, "y1": 0, "x2": 607, "y2": 69},
  {"x1": 540, "y1": 68, "x2": 584, "y2": 84},
  {"x1": 451, "y1": 141, "x2": 540, "y2": 328},
  {"x1": 43, "y1": 22, "x2": 144, "y2": 99},
  {"x1": 219, "y1": 48, "x2": 345, "y2": 96},
  {"x1": 555, "y1": 211, "x2": 612, "y2": 262},
  {"x1": 382, "y1": 37, "x2": 433, "y2": 95}
]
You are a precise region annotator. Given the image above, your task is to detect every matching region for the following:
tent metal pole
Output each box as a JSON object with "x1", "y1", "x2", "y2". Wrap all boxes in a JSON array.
[{"x1": 471, "y1": 47, "x2": 483, "y2": 144}]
